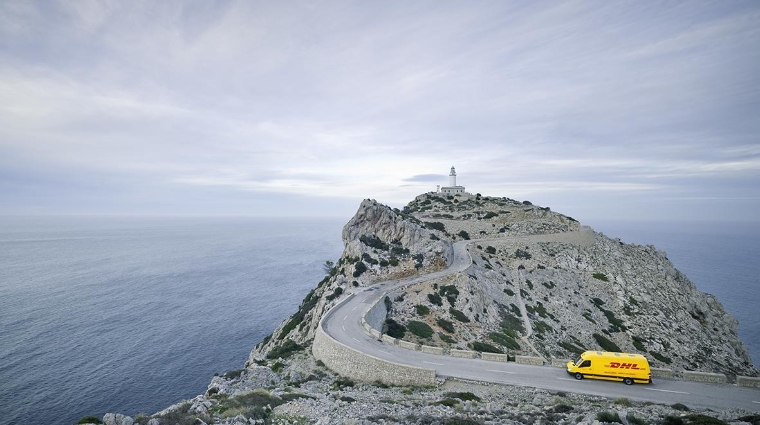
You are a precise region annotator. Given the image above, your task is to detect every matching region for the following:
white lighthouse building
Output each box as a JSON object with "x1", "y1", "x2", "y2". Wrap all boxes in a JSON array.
[{"x1": 440, "y1": 166, "x2": 465, "y2": 195}]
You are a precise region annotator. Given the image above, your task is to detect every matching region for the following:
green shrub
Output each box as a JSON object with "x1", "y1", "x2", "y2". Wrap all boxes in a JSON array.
[
  {"x1": 457, "y1": 230, "x2": 470, "y2": 240},
  {"x1": 486, "y1": 246, "x2": 496, "y2": 254},
  {"x1": 360, "y1": 234, "x2": 389, "y2": 250},
  {"x1": 592, "y1": 272, "x2": 609, "y2": 282},
  {"x1": 353, "y1": 261, "x2": 368, "y2": 277},
  {"x1": 426, "y1": 222, "x2": 446, "y2": 232},
  {"x1": 626, "y1": 413, "x2": 647, "y2": 425},
  {"x1": 449, "y1": 308, "x2": 470, "y2": 323},
  {"x1": 267, "y1": 340, "x2": 304, "y2": 359},
  {"x1": 438, "y1": 332, "x2": 456, "y2": 344},
  {"x1": 596, "y1": 411, "x2": 622, "y2": 423},
  {"x1": 489, "y1": 332, "x2": 520, "y2": 350},
  {"x1": 471, "y1": 341, "x2": 503, "y2": 353},
  {"x1": 385, "y1": 318, "x2": 406, "y2": 338},
  {"x1": 650, "y1": 350, "x2": 672, "y2": 364},
  {"x1": 504, "y1": 288, "x2": 514, "y2": 296},
  {"x1": 483, "y1": 212, "x2": 498, "y2": 219},
  {"x1": 737, "y1": 415, "x2": 760, "y2": 425},
  {"x1": 593, "y1": 333, "x2": 621, "y2": 352},
  {"x1": 77, "y1": 417, "x2": 103, "y2": 424},
  {"x1": 223, "y1": 369, "x2": 245, "y2": 379},
  {"x1": 415, "y1": 304, "x2": 430, "y2": 316},
  {"x1": 428, "y1": 293, "x2": 443, "y2": 306},
  {"x1": 437, "y1": 318, "x2": 455, "y2": 333},
  {"x1": 559, "y1": 340, "x2": 585, "y2": 355},
  {"x1": 663, "y1": 416, "x2": 685, "y2": 425},
  {"x1": 515, "y1": 249, "x2": 531, "y2": 259},
  {"x1": 443, "y1": 392, "x2": 481, "y2": 402},
  {"x1": 430, "y1": 398, "x2": 459, "y2": 407},
  {"x1": 407, "y1": 320, "x2": 434, "y2": 338},
  {"x1": 632, "y1": 335, "x2": 647, "y2": 351},
  {"x1": 683, "y1": 414, "x2": 727, "y2": 425},
  {"x1": 332, "y1": 376, "x2": 355, "y2": 389},
  {"x1": 615, "y1": 397, "x2": 631, "y2": 406},
  {"x1": 671, "y1": 403, "x2": 690, "y2": 411},
  {"x1": 326, "y1": 286, "x2": 343, "y2": 301},
  {"x1": 271, "y1": 362, "x2": 285, "y2": 373}
]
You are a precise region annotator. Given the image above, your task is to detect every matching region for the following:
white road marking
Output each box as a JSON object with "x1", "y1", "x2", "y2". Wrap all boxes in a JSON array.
[
  {"x1": 352, "y1": 306, "x2": 357, "y2": 311},
  {"x1": 343, "y1": 315, "x2": 348, "y2": 322},
  {"x1": 752, "y1": 401, "x2": 760, "y2": 404},
  {"x1": 557, "y1": 378, "x2": 580, "y2": 382},
  {"x1": 423, "y1": 361, "x2": 444, "y2": 366},
  {"x1": 644, "y1": 388, "x2": 690, "y2": 395},
  {"x1": 486, "y1": 369, "x2": 514, "y2": 374},
  {"x1": 352, "y1": 337, "x2": 360, "y2": 343},
  {"x1": 341, "y1": 325, "x2": 345, "y2": 331}
]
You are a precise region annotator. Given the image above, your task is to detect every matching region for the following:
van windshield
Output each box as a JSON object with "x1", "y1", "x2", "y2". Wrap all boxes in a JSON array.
[{"x1": 575, "y1": 358, "x2": 584, "y2": 366}]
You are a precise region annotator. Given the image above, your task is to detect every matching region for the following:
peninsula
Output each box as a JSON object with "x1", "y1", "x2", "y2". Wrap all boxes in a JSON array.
[{"x1": 83, "y1": 192, "x2": 760, "y2": 425}]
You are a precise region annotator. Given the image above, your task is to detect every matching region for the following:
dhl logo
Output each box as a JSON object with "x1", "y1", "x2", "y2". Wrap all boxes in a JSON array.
[{"x1": 608, "y1": 362, "x2": 640, "y2": 369}]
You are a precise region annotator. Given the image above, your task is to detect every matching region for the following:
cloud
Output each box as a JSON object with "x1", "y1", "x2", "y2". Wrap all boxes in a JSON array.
[
  {"x1": 0, "y1": 1, "x2": 759, "y2": 220},
  {"x1": 403, "y1": 174, "x2": 446, "y2": 183}
]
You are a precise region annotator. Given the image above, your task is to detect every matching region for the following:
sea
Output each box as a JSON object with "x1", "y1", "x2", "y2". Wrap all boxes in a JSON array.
[{"x1": 0, "y1": 216, "x2": 757, "y2": 425}]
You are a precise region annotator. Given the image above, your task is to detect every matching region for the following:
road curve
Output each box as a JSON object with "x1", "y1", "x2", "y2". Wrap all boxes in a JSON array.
[{"x1": 322, "y1": 234, "x2": 760, "y2": 412}]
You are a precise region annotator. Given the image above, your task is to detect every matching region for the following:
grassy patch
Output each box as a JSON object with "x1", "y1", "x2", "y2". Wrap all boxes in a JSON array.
[
  {"x1": 415, "y1": 304, "x2": 430, "y2": 316},
  {"x1": 438, "y1": 332, "x2": 456, "y2": 344},
  {"x1": 650, "y1": 350, "x2": 673, "y2": 364},
  {"x1": 592, "y1": 272, "x2": 609, "y2": 282},
  {"x1": 428, "y1": 293, "x2": 443, "y2": 306}
]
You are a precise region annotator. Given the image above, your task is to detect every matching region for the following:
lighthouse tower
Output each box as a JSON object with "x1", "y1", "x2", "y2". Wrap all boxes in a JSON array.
[{"x1": 440, "y1": 166, "x2": 465, "y2": 195}]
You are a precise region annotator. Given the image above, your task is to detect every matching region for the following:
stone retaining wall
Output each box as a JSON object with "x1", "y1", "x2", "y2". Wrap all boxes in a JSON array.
[
  {"x1": 682, "y1": 370, "x2": 727, "y2": 384},
  {"x1": 450, "y1": 349, "x2": 477, "y2": 359},
  {"x1": 551, "y1": 359, "x2": 571, "y2": 368},
  {"x1": 398, "y1": 340, "x2": 418, "y2": 351},
  {"x1": 651, "y1": 368, "x2": 674, "y2": 379},
  {"x1": 312, "y1": 322, "x2": 436, "y2": 386},
  {"x1": 737, "y1": 376, "x2": 760, "y2": 388},
  {"x1": 481, "y1": 353, "x2": 510, "y2": 362},
  {"x1": 515, "y1": 355, "x2": 544, "y2": 365},
  {"x1": 421, "y1": 345, "x2": 444, "y2": 355}
]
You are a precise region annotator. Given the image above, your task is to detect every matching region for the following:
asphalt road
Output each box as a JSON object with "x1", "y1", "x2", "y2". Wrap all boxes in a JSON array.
[{"x1": 322, "y1": 236, "x2": 760, "y2": 412}]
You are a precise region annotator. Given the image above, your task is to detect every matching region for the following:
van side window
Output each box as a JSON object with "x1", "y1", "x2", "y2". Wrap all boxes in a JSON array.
[{"x1": 580, "y1": 360, "x2": 591, "y2": 368}]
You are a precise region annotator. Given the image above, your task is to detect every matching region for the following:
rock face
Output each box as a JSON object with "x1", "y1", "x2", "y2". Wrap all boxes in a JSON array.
[{"x1": 249, "y1": 198, "x2": 453, "y2": 362}]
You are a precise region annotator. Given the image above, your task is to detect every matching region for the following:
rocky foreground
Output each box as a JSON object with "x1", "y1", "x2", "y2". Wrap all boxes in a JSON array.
[
  {"x1": 87, "y1": 352, "x2": 760, "y2": 425},
  {"x1": 83, "y1": 193, "x2": 759, "y2": 425}
]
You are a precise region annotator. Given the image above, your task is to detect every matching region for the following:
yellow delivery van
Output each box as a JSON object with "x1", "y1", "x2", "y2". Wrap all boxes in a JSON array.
[{"x1": 566, "y1": 351, "x2": 651, "y2": 385}]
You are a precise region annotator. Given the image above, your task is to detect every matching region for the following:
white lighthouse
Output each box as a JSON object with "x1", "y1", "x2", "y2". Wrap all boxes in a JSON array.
[{"x1": 440, "y1": 166, "x2": 465, "y2": 195}]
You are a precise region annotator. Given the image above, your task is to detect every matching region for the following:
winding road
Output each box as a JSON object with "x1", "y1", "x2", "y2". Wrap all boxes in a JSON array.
[{"x1": 322, "y1": 233, "x2": 760, "y2": 412}]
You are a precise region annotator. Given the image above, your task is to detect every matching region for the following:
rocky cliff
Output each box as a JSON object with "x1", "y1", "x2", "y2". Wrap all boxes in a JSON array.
[{"x1": 253, "y1": 192, "x2": 756, "y2": 377}]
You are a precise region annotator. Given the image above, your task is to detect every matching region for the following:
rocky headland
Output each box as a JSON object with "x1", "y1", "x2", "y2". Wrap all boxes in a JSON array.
[{"x1": 82, "y1": 193, "x2": 759, "y2": 425}]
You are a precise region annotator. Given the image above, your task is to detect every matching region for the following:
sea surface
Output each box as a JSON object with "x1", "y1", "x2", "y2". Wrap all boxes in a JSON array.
[
  {"x1": 0, "y1": 217, "x2": 757, "y2": 425},
  {"x1": 0, "y1": 217, "x2": 346, "y2": 425}
]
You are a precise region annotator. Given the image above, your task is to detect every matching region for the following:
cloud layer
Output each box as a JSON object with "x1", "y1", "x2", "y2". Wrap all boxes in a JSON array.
[{"x1": 1, "y1": 1, "x2": 759, "y2": 221}]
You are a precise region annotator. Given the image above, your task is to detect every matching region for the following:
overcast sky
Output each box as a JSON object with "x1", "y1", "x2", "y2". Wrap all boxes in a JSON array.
[{"x1": 2, "y1": 1, "x2": 759, "y2": 223}]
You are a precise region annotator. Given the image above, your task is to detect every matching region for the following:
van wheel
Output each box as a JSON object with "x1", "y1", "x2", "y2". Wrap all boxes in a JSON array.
[
  {"x1": 623, "y1": 378, "x2": 634, "y2": 385},
  {"x1": 574, "y1": 373, "x2": 583, "y2": 380}
]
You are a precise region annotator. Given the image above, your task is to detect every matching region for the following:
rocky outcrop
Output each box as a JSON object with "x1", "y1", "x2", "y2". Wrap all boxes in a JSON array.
[{"x1": 249, "y1": 198, "x2": 452, "y2": 362}]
